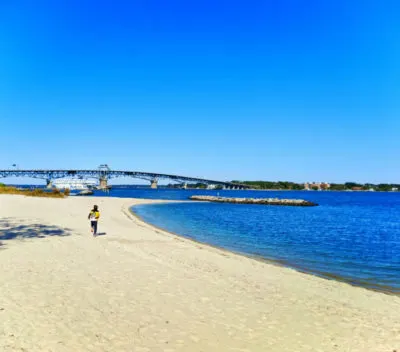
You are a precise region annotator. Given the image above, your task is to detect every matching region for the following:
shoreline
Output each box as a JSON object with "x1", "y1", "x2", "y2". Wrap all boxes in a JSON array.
[
  {"x1": 130, "y1": 202, "x2": 399, "y2": 296},
  {"x1": 1, "y1": 194, "x2": 399, "y2": 351}
]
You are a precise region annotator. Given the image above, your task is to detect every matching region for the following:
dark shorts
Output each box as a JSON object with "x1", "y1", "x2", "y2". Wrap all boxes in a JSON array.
[{"x1": 91, "y1": 221, "x2": 98, "y2": 234}]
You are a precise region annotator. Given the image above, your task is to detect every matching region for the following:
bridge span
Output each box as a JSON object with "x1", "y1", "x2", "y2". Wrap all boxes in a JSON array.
[{"x1": 0, "y1": 168, "x2": 251, "y2": 190}]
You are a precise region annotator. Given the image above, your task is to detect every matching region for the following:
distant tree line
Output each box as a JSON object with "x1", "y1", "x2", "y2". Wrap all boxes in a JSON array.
[
  {"x1": 329, "y1": 182, "x2": 400, "y2": 192},
  {"x1": 231, "y1": 181, "x2": 304, "y2": 190},
  {"x1": 167, "y1": 180, "x2": 399, "y2": 192},
  {"x1": 230, "y1": 181, "x2": 400, "y2": 192},
  {"x1": 166, "y1": 180, "x2": 400, "y2": 192}
]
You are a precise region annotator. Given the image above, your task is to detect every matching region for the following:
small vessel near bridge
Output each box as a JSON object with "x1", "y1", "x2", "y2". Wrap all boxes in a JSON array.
[
  {"x1": 75, "y1": 189, "x2": 94, "y2": 196},
  {"x1": 53, "y1": 178, "x2": 98, "y2": 191}
]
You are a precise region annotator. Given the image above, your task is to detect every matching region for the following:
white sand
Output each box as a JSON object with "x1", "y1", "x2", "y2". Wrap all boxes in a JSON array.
[{"x1": 0, "y1": 194, "x2": 399, "y2": 352}]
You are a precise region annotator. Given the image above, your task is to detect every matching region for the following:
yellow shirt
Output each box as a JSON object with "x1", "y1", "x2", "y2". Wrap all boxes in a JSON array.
[{"x1": 89, "y1": 211, "x2": 100, "y2": 221}]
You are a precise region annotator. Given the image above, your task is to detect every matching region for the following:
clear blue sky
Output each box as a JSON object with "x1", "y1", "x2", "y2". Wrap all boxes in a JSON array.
[{"x1": 1, "y1": 0, "x2": 399, "y2": 184}]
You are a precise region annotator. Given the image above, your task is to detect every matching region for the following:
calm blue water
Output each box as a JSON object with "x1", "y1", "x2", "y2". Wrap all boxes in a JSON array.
[{"x1": 90, "y1": 187, "x2": 399, "y2": 292}]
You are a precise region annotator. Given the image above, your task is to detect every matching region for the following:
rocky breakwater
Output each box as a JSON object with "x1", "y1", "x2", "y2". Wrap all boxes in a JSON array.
[{"x1": 190, "y1": 195, "x2": 318, "y2": 206}]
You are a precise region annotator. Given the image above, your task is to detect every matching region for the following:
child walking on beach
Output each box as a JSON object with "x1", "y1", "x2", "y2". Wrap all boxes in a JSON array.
[{"x1": 88, "y1": 205, "x2": 100, "y2": 236}]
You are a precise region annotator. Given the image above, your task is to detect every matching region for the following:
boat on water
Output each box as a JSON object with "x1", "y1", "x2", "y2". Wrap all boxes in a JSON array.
[
  {"x1": 76, "y1": 189, "x2": 94, "y2": 196},
  {"x1": 93, "y1": 185, "x2": 112, "y2": 190},
  {"x1": 53, "y1": 178, "x2": 98, "y2": 191}
]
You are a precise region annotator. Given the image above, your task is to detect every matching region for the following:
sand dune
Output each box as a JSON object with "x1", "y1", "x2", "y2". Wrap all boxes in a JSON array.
[{"x1": 0, "y1": 194, "x2": 399, "y2": 351}]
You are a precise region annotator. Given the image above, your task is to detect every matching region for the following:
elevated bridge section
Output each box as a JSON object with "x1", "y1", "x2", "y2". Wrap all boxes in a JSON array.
[{"x1": 0, "y1": 169, "x2": 251, "y2": 190}]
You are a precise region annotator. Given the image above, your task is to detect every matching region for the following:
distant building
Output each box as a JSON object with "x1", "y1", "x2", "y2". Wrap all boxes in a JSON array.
[
  {"x1": 304, "y1": 182, "x2": 330, "y2": 190},
  {"x1": 351, "y1": 187, "x2": 363, "y2": 191}
]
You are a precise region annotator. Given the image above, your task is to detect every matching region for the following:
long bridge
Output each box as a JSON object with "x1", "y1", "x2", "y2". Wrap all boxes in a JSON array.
[{"x1": 0, "y1": 166, "x2": 250, "y2": 190}]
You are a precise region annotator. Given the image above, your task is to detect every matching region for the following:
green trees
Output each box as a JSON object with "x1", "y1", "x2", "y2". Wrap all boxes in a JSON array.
[
  {"x1": 375, "y1": 184, "x2": 399, "y2": 192},
  {"x1": 230, "y1": 181, "x2": 400, "y2": 192},
  {"x1": 344, "y1": 182, "x2": 363, "y2": 189},
  {"x1": 232, "y1": 181, "x2": 305, "y2": 190},
  {"x1": 329, "y1": 183, "x2": 346, "y2": 191}
]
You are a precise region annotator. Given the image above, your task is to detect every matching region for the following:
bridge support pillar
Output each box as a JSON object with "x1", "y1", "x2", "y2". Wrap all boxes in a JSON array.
[
  {"x1": 99, "y1": 176, "x2": 108, "y2": 190},
  {"x1": 150, "y1": 178, "x2": 158, "y2": 189},
  {"x1": 46, "y1": 179, "x2": 53, "y2": 189}
]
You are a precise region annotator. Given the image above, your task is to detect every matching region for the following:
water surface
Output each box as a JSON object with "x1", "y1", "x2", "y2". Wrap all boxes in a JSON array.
[{"x1": 124, "y1": 190, "x2": 400, "y2": 293}]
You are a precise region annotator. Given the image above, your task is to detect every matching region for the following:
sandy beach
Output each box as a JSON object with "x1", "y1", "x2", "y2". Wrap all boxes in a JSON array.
[{"x1": 0, "y1": 194, "x2": 399, "y2": 352}]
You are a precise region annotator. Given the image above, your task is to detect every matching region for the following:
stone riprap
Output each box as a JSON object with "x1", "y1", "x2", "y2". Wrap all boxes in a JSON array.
[{"x1": 190, "y1": 195, "x2": 318, "y2": 206}]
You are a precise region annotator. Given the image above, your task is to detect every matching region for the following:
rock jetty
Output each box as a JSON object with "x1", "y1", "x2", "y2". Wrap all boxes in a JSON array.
[{"x1": 190, "y1": 195, "x2": 318, "y2": 206}]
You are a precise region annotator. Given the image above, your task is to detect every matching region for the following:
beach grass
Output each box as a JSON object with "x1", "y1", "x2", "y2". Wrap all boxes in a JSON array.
[{"x1": 0, "y1": 184, "x2": 68, "y2": 198}]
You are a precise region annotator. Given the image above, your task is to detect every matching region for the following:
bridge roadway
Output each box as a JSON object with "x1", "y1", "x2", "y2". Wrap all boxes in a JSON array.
[{"x1": 0, "y1": 169, "x2": 250, "y2": 190}]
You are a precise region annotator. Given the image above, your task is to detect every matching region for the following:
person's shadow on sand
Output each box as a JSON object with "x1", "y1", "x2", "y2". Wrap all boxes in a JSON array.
[{"x1": 94, "y1": 232, "x2": 107, "y2": 237}]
